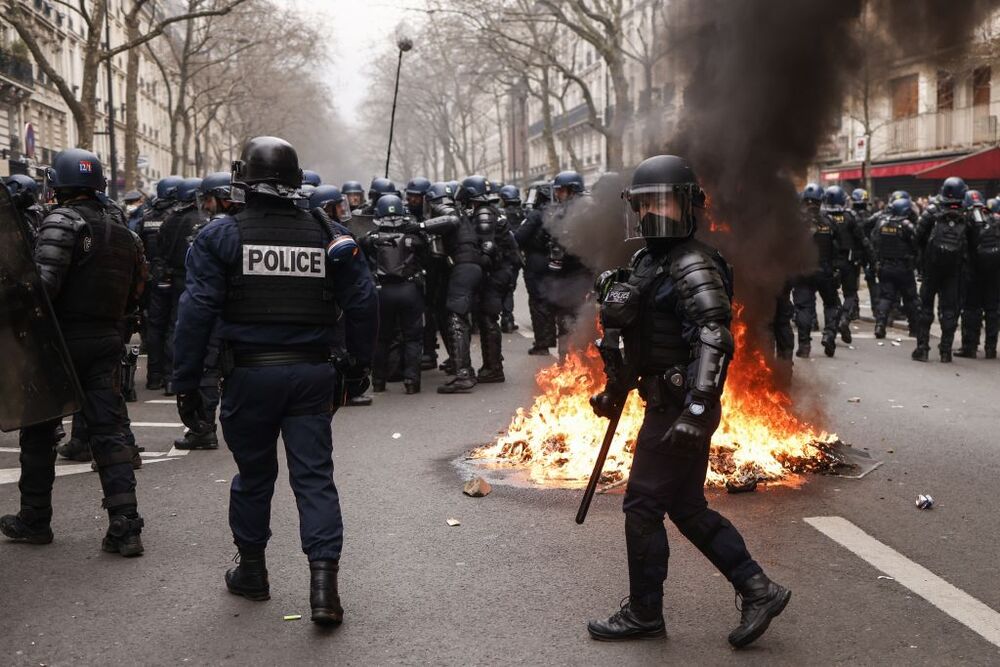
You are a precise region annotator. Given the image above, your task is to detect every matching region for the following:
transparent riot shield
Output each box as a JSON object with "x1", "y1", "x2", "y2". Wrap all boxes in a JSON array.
[{"x1": 0, "y1": 188, "x2": 83, "y2": 431}]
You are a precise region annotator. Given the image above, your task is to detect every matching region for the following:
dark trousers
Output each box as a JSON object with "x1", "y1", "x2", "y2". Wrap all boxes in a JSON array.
[
  {"x1": 374, "y1": 281, "x2": 425, "y2": 384},
  {"x1": 502, "y1": 265, "x2": 520, "y2": 317},
  {"x1": 622, "y1": 406, "x2": 761, "y2": 609},
  {"x1": 773, "y1": 289, "x2": 795, "y2": 358},
  {"x1": 220, "y1": 362, "x2": 342, "y2": 561},
  {"x1": 422, "y1": 260, "x2": 450, "y2": 360},
  {"x1": 145, "y1": 282, "x2": 172, "y2": 383},
  {"x1": 542, "y1": 269, "x2": 591, "y2": 358},
  {"x1": 961, "y1": 261, "x2": 1000, "y2": 352},
  {"x1": 917, "y1": 265, "x2": 962, "y2": 353},
  {"x1": 792, "y1": 270, "x2": 840, "y2": 346},
  {"x1": 836, "y1": 258, "x2": 861, "y2": 321},
  {"x1": 875, "y1": 263, "x2": 918, "y2": 332},
  {"x1": 523, "y1": 252, "x2": 556, "y2": 348},
  {"x1": 19, "y1": 335, "x2": 137, "y2": 515}
]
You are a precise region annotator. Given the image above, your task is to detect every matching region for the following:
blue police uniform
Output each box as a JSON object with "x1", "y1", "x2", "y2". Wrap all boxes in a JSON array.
[{"x1": 171, "y1": 195, "x2": 376, "y2": 562}]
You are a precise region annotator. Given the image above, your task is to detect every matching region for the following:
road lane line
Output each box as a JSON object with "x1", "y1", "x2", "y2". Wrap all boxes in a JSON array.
[
  {"x1": 129, "y1": 422, "x2": 184, "y2": 428},
  {"x1": 805, "y1": 516, "x2": 1000, "y2": 648},
  {"x1": 144, "y1": 399, "x2": 176, "y2": 404}
]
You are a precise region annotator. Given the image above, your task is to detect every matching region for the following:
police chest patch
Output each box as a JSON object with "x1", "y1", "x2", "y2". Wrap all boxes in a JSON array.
[
  {"x1": 605, "y1": 287, "x2": 632, "y2": 304},
  {"x1": 243, "y1": 245, "x2": 326, "y2": 278}
]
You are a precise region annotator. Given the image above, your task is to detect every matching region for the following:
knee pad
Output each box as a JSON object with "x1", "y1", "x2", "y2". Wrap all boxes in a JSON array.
[{"x1": 91, "y1": 442, "x2": 136, "y2": 468}]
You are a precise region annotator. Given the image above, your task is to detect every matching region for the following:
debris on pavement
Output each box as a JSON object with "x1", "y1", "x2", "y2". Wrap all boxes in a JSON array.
[
  {"x1": 847, "y1": 397, "x2": 862, "y2": 403},
  {"x1": 462, "y1": 476, "x2": 492, "y2": 497},
  {"x1": 877, "y1": 575, "x2": 895, "y2": 581},
  {"x1": 446, "y1": 518, "x2": 461, "y2": 527},
  {"x1": 392, "y1": 432, "x2": 402, "y2": 439},
  {"x1": 283, "y1": 614, "x2": 301, "y2": 621},
  {"x1": 891, "y1": 341, "x2": 901, "y2": 347},
  {"x1": 915, "y1": 494, "x2": 935, "y2": 510}
]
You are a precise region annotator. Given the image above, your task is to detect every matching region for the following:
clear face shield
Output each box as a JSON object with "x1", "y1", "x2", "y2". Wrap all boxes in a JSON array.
[
  {"x1": 623, "y1": 185, "x2": 694, "y2": 240},
  {"x1": 326, "y1": 199, "x2": 352, "y2": 222}
]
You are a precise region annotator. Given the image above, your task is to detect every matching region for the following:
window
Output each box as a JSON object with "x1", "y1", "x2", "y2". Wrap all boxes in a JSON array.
[
  {"x1": 937, "y1": 71, "x2": 954, "y2": 111},
  {"x1": 973, "y1": 66, "x2": 991, "y2": 106},
  {"x1": 890, "y1": 74, "x2": 918, "y2": 119}
]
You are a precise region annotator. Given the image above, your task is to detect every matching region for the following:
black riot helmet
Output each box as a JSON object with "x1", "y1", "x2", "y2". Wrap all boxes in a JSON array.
[
  {"x1": 48, "y1": 148, "x2": 107, "y2": 192},
  {"x1": 964, "y1": 189, "x2": 986, "y2": 209},
  {"x1": 552, "y1": 170, "x2": 585, "y2": 202},
  {"x1": 851, "y1": 188, "x2": 870, "y2": 210},
  {"x1": 157, "y1": 175, "x2": 184, "y2": 201},
  {"x1": 890, "y1": 198, "x2": 913, "y2": 218},
  {"x1": 405, "y1": 177, "x2": 432, "y2": 196},
  {"x1": 889, "y1": 189, "x2": 911, "y2": 203},
  {"x1": 309, "y1": 184, "x2": 352, "y2": 222},
  {"x1": 301, "y1": 170, "x2": 322, "y2": 187},
  {"x1": 232, "y1": 136, "x2": 302, "y2": 195},
  {"x1": 821, "y1": 185, "x2": 848, "y2": 213},
  {"x1": 455, "y1": 175, "x2": 493, "y2": 206},
  {"x1": 368, "y1": 177, "x2": 397, "y2": 204},
  {"x1": 939, "y1": 176, "x2": 968, "y2": 205},
  {"x1": 5, "y1": 174, "x2": 39, "y2": 208},
  {"x1": 341, "y1": 180, "x2": 364, "y2": 195},
  {"x1": 499, "y1": 184, "x2": 521, "y2": 205},
  {"x1": 801, "y1": 182, "x2": 824, "y2": 204},
  {"x1": 374, "y1": 194, "x2": 407, "y2": 222},
  {"x1": 623, "y1": 155, "x2": 705, "y2": 239},
  {"x1": 176, "y1": 177, "x2": 203, "y2": 204},
  {"x1": 199, "y1": 171, "x2": 232, "y2": 200}
]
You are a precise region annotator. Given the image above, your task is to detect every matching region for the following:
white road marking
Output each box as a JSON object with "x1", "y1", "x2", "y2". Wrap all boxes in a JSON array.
[
  {"x1": 0, "y1": 458, "x2": 180, "y2": 485},
  {"x1": 165, "y1": 446, "x2": 190, "y2": 457},
  {"x1": 805, "y1": 516, "x2": 1000, "y2": 648},
  {"x1": 0, "y1": 447, "x2": 20, "y2": 454},
  {"x1": 144, "y1": 399, "x2": 176, "y2": 404},
  {"x1": 130, "y1": 422, "x2": 184, "y2": 428}
]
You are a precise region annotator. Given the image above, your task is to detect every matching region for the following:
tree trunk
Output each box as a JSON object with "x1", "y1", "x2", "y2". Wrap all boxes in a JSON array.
[
  {"x1": 124, "y1": 12, "x2": 141, "y2": 191},
  {"x1": 539, "y1": 68, "x2": 560, "y2": 175},
  {"x1": 77, "y1": 2, "x2": 110, "y2": 150},
  {"x1": 606, "y1": 57, "x2": 630, "y2": 171}
]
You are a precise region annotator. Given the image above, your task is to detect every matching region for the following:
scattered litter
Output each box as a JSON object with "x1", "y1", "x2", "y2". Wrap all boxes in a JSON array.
[
  {"x1": 915, "y1": 494, "x2": 935, "y2": 510},
  {"x1": 446, "y1": 518, "x2": 461, "y2": 527},
  {"x1": 891, "y1": 341, "x2": 901, "y2": 347},
  {"x1": 891, "y1": 405, "x2": 904, "y2": 409},
  {"x1": 214, "y1": 479, "x2": 227, "y2": 483},
  {"x1": 848, "y1": 345, "x2": 856, "y2": 350},
  {"x1": 847, "y1": 397, "x2": 862, "y2": 403},
  {"x1": 877, "y1": 341, "x2": 885, "y2": 346},
  {"x1": 887, "y1": 449, "x2": 894, "y2": 454},
  {"x1": 894, "y1": 338, "x2": 902, "y2": 343},
  {"x1": 392, "y1": 433, "x2": 401, "y2": 439},
  {"x1": 922, "y1": 404, "x2": 929, "y2": 408},
  {"x1": 283, "y1": 614, "x2": 301, "y2": 621},
  {"x1": 877, "y1": 575, "x2": 895, "y2": 581},
  {"x1": 463, "y1": 476, "x2": 492, "y2": 497}
]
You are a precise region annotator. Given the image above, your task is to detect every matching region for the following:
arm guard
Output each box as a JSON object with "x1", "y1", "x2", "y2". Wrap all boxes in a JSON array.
[
  {"x1": 690, "y1": 322, "x2": 734, "y2": 403},
  {"x1": 596, "y1": 328, "x2": 633, "y2": 395},
  {"x1": 33, "y1": 208, "x2": 87, "y2": 299},
  {"x1": 419, "y1": 214, "x2": 459, "y2": 234}
]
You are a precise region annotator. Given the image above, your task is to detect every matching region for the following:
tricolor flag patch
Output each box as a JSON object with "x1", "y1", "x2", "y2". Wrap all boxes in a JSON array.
[{"x1": 79, "y1": 161, "x2": 93, "y2": 173}]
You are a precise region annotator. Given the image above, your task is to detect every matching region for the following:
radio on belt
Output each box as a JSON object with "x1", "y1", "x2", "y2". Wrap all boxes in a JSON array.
[{"x1": 243, "y1": 244, "x2": 326, "y2": 277}]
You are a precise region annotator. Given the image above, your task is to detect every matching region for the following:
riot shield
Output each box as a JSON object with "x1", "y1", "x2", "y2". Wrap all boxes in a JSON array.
[
  {"x1": 0, "y1": 188, "x2": 83, "y2": 431},
  {"x1": 347, "y1": 213, "x2": 377, "y2": 238}
]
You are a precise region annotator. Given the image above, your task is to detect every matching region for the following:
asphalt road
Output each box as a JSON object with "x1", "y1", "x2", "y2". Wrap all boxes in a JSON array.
[{"x1": 2, "y1": 303, "x2": 999, "y2": 665}]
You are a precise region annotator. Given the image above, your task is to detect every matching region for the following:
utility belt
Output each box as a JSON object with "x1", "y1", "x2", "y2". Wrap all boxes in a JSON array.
[
  {"x1": 637, "y1": 364, "x2": 688, "y2": 410},
  {"x1": 221, "y1": 344, "x2": 332, "y2": 373}
]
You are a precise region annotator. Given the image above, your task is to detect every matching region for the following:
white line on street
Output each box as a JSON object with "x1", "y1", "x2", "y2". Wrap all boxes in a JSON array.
[
  {"x1": 0, "y1": 458, "x2": 180, "y2": 485},
  {"x1": 0, "y1": 447, "x2": 20, "y2": 454},
  {"x1": 165, "y1": 446, "x2": 190, "y2": 457},
  {"x1": 144, "y1": 399, "x2": 176, "y2": 404},
  {"x1": 130, "y1": 422, "x2": 184, "y2": 428},
  {"x1": 805, "y1": 516, "x2": 1000, "y2": 648}
]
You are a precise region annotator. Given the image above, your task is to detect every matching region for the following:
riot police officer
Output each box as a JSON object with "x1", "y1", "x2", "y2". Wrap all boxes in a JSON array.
[
  {"x1": 870, "y1": 198, "x2": 920, "y2": 339},
  {"x1": 499, "y1": 184, "x2": 525, "y2": 333},
  {"x1": 309, "y1": 185, "x2": 353, "y2": 224},
  {"x1": 913, "y1": 177, "x2": 972, "y2": 362},
  {"x1": 588, "y1": 155, "x2": 789, "y2": 647},
  {"x1": 4, "y1": 174, "x2": 45, "y2": 237},
  {"x1": 957, "y1": 190, "x2": 1000, "y2": 358},
  {"x1": 544, "y1": 170, "x2": 593, "y2": 358},
  {"x1": 359, "y1": 177, "x2": 398, "y2": 215},
  {"x1": 404, "y1": 177, "x2": 432, "y2": 219},
  {"x1": 421, "y1": 176, "x2": 516, "y2": 393},
  {"x1": 172, "y1": 136, "x2": 377, "y2": 624},
  {"x1": 825, "y1": 185, "x2": 871, "y2": 344},
  {"x1": 421, "y1": 182, "x2": 457, "y2": 372},
  {"x1": 792, "y1": 183, "x2": 841, "y2": 357},
  {"x1": 1, "y1": 149, "x2": 147, "y2": 556},
  {"x1": 362, "y1": 194, "x2": 427, "y2": 393},
  {"x1": 155, "y1": 177, "x2": 205, "y2": 393},
  {"x1": 139, "y1": 175, "x2": 182, "y2": 389},
  {"x1": 301, "y1": 170, "x2": 322, "y2": 188},
  {"x1": 342, "y1": 180, "x2": 365, "y2": 213},
  {"x1": 515, "y1": 182, "x2": 558, "y2": 355}
]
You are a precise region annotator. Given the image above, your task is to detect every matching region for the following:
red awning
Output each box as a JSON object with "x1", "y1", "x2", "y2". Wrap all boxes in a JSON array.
[
  {"x1": 823, "y1": 157, "x2": 953, "y2": 181},
  {"x1": 915, "y1": 146, "x2": 1000, "y2": 180}
]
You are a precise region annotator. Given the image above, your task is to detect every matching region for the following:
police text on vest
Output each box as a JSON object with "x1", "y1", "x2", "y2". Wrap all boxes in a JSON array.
[{"x1": 243, "y1": 245, "x2": 326, "y2": 277}]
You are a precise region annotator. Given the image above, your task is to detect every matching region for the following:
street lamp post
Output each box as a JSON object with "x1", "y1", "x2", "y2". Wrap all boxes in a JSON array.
[{"x1": 385, "y1": 36, "x2": 413, "y2": 178}]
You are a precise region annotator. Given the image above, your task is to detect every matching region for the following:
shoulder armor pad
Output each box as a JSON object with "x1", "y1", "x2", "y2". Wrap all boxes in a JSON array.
[
  {"x1": 629, "y1": 247, "x2": 649, "y2": 268},
  {"x1": 670, "y1": 247, "x2": 731, "y2": 324},
  {"x1": 37, "y1": 208, "x2": 88, "y2": 249}
]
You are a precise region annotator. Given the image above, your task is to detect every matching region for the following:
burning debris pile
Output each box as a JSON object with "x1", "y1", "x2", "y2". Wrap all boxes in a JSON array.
[{"x1": 471, "y1": 305, "x2": 853, "y2": 491}]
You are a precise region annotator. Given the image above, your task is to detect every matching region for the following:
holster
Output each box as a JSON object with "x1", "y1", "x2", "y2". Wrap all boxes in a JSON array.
[{"x1": 638, "y1": 365, "x2": 688, "y2": 410}]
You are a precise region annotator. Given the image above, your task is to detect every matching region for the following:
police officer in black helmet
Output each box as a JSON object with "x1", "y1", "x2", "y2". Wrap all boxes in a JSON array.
[
  {"x1": 588, "y1": 155, "x2": 790, "y2": 648},
  {"x1": 1, "y1": 148, "x2": 148, "y2": 556},
  {"x1": 792, "y1": 183, "x2": 841, "y2": 358},
  {"x1": 171, "y1": 137, "x2": 377, "y2": 624}
]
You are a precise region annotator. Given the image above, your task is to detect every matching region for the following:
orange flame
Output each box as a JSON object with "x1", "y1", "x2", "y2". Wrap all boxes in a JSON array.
[{"x1": 472, "y1": 303, "x2": 838, "y2": 489}]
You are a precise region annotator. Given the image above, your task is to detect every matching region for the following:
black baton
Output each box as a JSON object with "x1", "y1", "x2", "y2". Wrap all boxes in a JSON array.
[{"x1": 575, "y1": 403, "x2": 625, "y2": 525}]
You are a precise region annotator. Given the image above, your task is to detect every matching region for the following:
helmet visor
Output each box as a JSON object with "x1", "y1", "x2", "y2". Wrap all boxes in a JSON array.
[
  {"x1": 623, "y1": 188, "x2": 692, "y2": 239},
  {"x1": 336, "y1": 199, "x2": 352, "y2": 222}
]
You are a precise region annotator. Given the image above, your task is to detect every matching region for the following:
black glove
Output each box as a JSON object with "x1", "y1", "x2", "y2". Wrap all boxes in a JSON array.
[
  {"x1": 589, "y1": 391, "x2": 624, "y2": 419},
  {"x1": 176, "y1": 391, "x2": 209, "y2": 433},
  {"x1": 661, "y1": 404, "x2": 712, "y2": 454}
]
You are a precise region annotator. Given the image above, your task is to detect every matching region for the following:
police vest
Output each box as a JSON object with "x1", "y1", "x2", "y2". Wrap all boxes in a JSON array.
[
  {"x1": 830, "y1": 212, "x2": 858, "y2": 255},
  {"x1": 222, "y1": 205, "x2": 341, "y2": 326},
  {"x1": 809, "y1": 211, "x2": 836, "y2": 265},
  {"x1": 927, "y1": 210, "x2": 966, "y2": 268},
  {"x1": 626, "y1": 249, "x2": 692, "y2": 375},
  {"x1": 138, "y1": 205, "x2": 171, "y2": 258},
  {"x1": 52, "y1": 203, "x2": 135, "y2": 327},
  {"x1": 876, "y1": 217, "x2": 913, "y2": 262},
  {"x1": 371, "y1": 229, "x2": 420, "y2": 282},
  {"x1": 975, "y1": 215, "x2": 1000, "y2": 266}
]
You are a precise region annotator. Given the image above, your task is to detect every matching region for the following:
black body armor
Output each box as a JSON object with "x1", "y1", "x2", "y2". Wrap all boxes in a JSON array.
[
  {"x1": 369, "y1": 228, "x2": 423, "y2": 283},
  {"x1": 919, "y1": 205, "x2": 968, "y2": 269},
  {"x1": 809, "y1": 209, "x2": 838, "y2": 268},
  {"x1": 873, "y1": 215, "x2": 917, "y2": 265},
  {"x1": 972, "y1": 211, "x2": 1000, "y2": 267},
  {"x1": 158, "y1": 204, "x2": 204, "y2": 274}
]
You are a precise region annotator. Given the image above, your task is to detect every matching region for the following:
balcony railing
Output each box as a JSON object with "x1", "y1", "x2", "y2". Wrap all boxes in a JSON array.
[
  {"x1": 0, "y1": 47, "x2": 34, "y2": 87},
  {"x1": 878, "y1": 103, "x2": 1000, "y2": 158}
]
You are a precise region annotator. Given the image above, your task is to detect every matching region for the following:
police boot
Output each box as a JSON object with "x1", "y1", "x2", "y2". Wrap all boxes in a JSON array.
[
  {"x1": 309, "y1": 560, "x2": 344, "y2": 625},
  {"x1": 728, "y1": 572, "x2": 791, "y2": 648},
  {"x1": 478, "y1": 323, "x2": 506, "y2": 383},
  {"x1": 163, "y1": 382, "x2": 176, "y2": 397},
  {"x1": 528, "y1": 345, "x2": 550, "y2": 356},
  {"x1": 795, "y1": 343, "x2": 810, "y2": 359},
  {"x1": 986, "y1": 346, "x2": 997, "y2": 359},
  {"x1": 874, "y1": 322, "x2": 886, "y2": 339},
  {"x1": 587, "y1": 597, "x2": 666, "y2": 642},
  {"x1": 939, "y1": 348, "x2": 953, "y2": 363},
  {"x1": 173, "y1": 428, "x2": 219, "y2": 450},
  {"x1": 911, "y1": 347, "x2": 929, "y2": 362},
  {"x1": 101, "y1": 495, "x2": 144, "y2": 557},
  {"x1": 404, "y1": 380, "x2": 421, "y2": 395},
  {"x1": 438, "y1": 358, "x2": 456, "y2": 375},
  {"x1": 954, "y1": 347, "x2": 977, "y2": 359},
  {"x1": 56, "y1": 437, "x2": 92, "y2": 462},
  {"x1": 146, "y1": 376, "x2": 164, "y2": 391},
  {"x1": 437, "y1": 369, "x2": 477, "y2": 394},
  {"x1": 420, "y1": 353, "x2": 437, "y2": 371},
  {"x1": 821, "y1": 332, "x2": 836, "y2": 357},
  {"x1": 500, "y1": 312, "x2": 518, "y2": 333},
  {"x1": 839, "y1": 319, "x2": 852, "y2": 344},
  {"x1": 226, "y1": 547, "x2": 270, "y2": 601},
  {"x1": 371, "y1": 379, "x2": 387, "y2": 393},
  {"x1": 0, "y1": 507, "x2": 54, "y2": 545}
]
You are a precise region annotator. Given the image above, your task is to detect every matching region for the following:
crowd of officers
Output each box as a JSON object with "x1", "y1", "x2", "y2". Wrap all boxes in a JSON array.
[{"x1": 783, "y1": 176, "x2": 1000, "y2": 363}]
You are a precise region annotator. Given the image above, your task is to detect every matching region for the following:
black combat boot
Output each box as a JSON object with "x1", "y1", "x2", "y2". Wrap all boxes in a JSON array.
[
  {"x1": 404, "y1": 380, "x2": 420, "y2": 395},
  {"x1": 500, "y1": 312, "x2": 518, "y2": 333},
  {"x1": 420, "y1": 353, "x2": 437, "y2": 371},
  {"x1": 940, "y1": 349, "x2": 953, "y2": 363},
  {"x1": 874, "y1": 322, "x2": 886, "y2": 339},
  {"x1": 437, "y1": 369, "x2": 477, "y2": 394},
  {"x1": 528, "y1": 345, "x2": 550, "y2": 356},
  {"x1": 174, "y1": 428, "x2": 219, "y2": 450},
  {"x1": 795, "y1": 343, "x2": 810, "y2": 359},
  {"x1": 101, "y1": 495, "x2": 144, "y2": 557},
  {"x1": 821, "y1": 333, "x2": 836, "y2": 357},
  {"x1": 146, "y1": 376, "x2": 164, "y2": 391},
  {"x1": 954, "y1": 346, "x2": 977, "y2": 358},
  {"x1": 226, "y1": 547, "x2": 270, "y2": 601},
  {"x1": 0, "y1": 507, "x2": 54, "y2": 545},
  {"x1": 911, "y1": 347, "x2": 929, "y2": 362},
  {"x1": 163, "y1": 382, "x2": 176, "y2": 397},
  {"x1": 56, "y1": 438, "x2": 92, "y2": 462},
  {"x1": 587, "y1": 597, "x2": 666, "y2": 641},
  {"x1": 986, "y1": 345, "x2": 997, "y2": 359},
  {"x1": 478, "y1": 318, "x2": 505, "y2": 383},
  {"x1": 371, "y1": 379, "x2": 387, "y2": 393},
  {"x1": 438, "y1": 358, "x2": 456, "y2": 375},
  {"x1": 839, "y1": 320, "x2": 852, "y2": 344},
  {"x1": 728, "y1": 572, "x2": 791, "y2": 648},
  {"x1": 310, "y1": 560, "x2": 344, "y2": 625}
]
